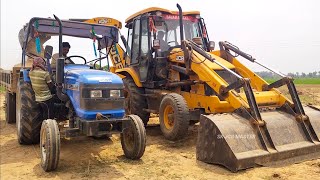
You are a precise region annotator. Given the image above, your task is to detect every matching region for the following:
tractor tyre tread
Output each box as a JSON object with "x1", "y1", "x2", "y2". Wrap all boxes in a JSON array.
[
  {"x1": 17, "y1": 80, "x2": 42, "y2": 144},
  {"x1": 123, "y1": 77, "x2": 150, "y2": 125}
]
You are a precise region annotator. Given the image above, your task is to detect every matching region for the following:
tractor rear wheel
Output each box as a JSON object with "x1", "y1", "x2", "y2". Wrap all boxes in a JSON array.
[
  {"x1": 16, "y1": 80, "x2": 42, "y2": 144},
  {"x1": 159, "y1": 93, "x2": 190, "y2": 141},
  {"x1": 40, "y1": 119, "x2": 60, "y2": 171},
  {"x1": 123, "y1": 77, "x2": 150, "y2": 125},
  {"x1": 121, "y1": 115, "x2": 146, "y2": 159},
  {"x1": 5, "y1": 92, "x2": 16, "y2": 124}
]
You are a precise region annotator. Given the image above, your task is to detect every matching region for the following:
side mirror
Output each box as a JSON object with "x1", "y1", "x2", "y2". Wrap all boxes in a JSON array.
[
  {"x1": 44, "y1": 45, "x2": 53, "y2": 59},
  {"x1": 208, "y1": 41, "x2": 215, "y2": 51},
  {"x1": 153, "y1": 39, "x2": 160, "y2": 50}
]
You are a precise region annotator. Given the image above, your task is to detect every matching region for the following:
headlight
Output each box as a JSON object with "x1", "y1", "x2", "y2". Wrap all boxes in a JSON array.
[
  {"x1": 90, "y1": 90, "x2": 102, "y2": 98},
  {"x1": 110, "y1": 90, "x2": 120, "y2": 98}
]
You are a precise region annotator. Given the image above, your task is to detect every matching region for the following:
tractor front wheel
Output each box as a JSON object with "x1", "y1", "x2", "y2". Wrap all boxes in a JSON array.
[
  {"x1": 40, "y1": 119, "x2": 60, "y2": 172},
  {"x1": 121, "y1": 115, "x2": 146, "y2": 159}
]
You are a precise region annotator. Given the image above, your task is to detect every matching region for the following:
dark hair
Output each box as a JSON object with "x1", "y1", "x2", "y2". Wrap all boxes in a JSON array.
[{"x1": 62, "y1": 42, "x2": 71, "y2": 48}]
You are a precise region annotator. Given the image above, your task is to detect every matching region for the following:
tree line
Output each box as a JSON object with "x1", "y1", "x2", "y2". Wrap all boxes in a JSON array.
[{"x1": 256, "y1": 71, "x2": 320, "y2": 78}]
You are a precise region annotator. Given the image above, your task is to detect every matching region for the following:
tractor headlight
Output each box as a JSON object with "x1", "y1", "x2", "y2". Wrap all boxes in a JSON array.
[
  {"x1": 90, "y1": 90, "x2": 102, "y2": 98},
  {"x1": 110, "y1": 90, "x2": 121, "y2": 98}
]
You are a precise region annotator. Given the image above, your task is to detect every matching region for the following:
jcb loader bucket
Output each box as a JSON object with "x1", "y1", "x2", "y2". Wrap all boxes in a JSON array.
[{"x1": 196, "y1": 106, "x2": 320, "y2": 172}]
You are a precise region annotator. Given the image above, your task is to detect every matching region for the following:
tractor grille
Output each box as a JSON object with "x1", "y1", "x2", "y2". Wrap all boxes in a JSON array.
[
  {"x1": 79, "y1": 83, "x2": 124, "y2": 111},
  {"x1": 80, "y1": 98, "x2": 124, "y2": 111}
]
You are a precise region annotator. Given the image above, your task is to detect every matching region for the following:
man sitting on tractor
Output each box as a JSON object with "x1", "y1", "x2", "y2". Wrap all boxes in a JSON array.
[
  {"x1": 51, "y1": 42, "x2": 73, "y2": 67},
  {"x1": 29, "y1": 57, "x2": 56, "y2": 119}
]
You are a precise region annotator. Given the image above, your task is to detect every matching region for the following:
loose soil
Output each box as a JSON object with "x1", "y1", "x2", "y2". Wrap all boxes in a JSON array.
[{"x1": 1, "y1": 85, "x2": 319, "y2": 179}]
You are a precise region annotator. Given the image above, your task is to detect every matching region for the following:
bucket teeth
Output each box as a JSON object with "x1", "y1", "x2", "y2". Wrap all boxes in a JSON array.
[{"x1": 196, "y1": 107, "x2": 320, "y2": 172}]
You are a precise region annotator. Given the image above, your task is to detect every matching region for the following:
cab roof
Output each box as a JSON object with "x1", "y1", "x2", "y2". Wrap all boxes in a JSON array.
[
  {"x1": 125, "y1": 7, "x2": 200, "y2": 23},
  {"x1": 19, "y1": 17, "x2": 120, "y2": 51}
]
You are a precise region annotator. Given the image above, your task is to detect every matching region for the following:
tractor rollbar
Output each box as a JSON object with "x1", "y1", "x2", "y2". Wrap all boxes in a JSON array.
[{"x1": 219, "y1": 41, "x2": 307, "y2": 118}]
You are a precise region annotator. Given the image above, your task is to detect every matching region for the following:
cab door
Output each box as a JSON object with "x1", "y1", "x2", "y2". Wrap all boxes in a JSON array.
[{"x1": 129, "y1": 17, "x2": 150, "y2": 82}]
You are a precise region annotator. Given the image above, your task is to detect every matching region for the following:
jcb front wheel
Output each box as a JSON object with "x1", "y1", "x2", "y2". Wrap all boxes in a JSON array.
[
  {"x1": 40, "y1": 119, "x2": 60, "y2": 172},
  {"x1": 121, "y1": 115, "x2": 146, "y2": 160},
  {"x1": 159, "y1": 93, "x2": 190, "y2": 141}
]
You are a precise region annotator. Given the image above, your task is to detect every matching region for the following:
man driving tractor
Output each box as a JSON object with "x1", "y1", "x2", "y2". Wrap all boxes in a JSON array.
[{"x1": 51, "y1": 42, "x2": 72, "y2": 66}]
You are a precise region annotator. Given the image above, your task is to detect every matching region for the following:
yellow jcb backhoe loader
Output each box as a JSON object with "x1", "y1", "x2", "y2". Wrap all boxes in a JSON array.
[{"x1": 107, "y1": 4, "x2": 320, "y2": 171}]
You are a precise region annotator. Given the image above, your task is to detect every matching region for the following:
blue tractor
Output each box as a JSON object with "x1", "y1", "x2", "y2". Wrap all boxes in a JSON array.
[{"x1": 13, "y1": 15, "x2": 146, "y2": 171}]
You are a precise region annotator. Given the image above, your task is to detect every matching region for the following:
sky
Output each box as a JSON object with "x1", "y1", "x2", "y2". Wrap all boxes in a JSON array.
[{"x1": 1, "y1": 0, "x2": 320, "y2": 73}]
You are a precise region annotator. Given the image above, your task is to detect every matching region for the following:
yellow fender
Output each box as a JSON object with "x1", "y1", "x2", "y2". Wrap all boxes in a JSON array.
[{"x1": 115, "y1": 68, "x2": 142, "y2": 87}]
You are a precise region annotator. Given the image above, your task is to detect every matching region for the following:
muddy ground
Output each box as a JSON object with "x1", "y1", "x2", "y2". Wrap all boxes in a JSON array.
[{"x1": 1, "y1": 85, "x2": 320, "y2": 179}]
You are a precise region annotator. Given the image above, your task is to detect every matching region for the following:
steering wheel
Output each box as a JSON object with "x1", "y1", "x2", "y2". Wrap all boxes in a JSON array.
[{"x1": 65, "y1": 55, "x2": 87, "y2": 64}]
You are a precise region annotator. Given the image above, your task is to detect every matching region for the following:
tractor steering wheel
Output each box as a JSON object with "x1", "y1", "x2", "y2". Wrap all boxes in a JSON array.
[{"x1": 65, "y1": 55, "x2": 87, "y2": 64}]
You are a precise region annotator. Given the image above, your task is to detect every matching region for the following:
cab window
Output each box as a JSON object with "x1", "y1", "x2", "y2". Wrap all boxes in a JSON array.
[
  {"x1": 140, "y1": 18, "x2": 149, "y2": 56},
  {"x1": 126, "y1": 28, "x2": 133, "y2": 58},
  {"x1": 131, "y1": 19, "x2": 140, "y2": 64}
]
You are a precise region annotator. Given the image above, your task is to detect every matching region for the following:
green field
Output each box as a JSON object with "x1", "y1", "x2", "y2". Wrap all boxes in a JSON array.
[{"x1": 264, "y1": 78, "x2": 320, "y2": 84}]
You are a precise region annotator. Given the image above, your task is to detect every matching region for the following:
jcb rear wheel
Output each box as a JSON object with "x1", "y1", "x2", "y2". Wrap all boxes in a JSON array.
[
  {"x1": 121, "y1": 115, "x2": 146, "y2": 159},
  {"x1": 123, "y1": 77, "x2": 150, "y2": 126},
  {"x1": 159, "y1": 93, "x2": 190, "y2": 141},
  {"x1": 40, "y1": 119, "x2": 60, "y2": 172}
]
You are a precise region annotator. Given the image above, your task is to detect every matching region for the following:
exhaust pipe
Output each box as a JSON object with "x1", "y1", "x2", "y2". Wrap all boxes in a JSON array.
[
  {"x1": 176, "y1": 3, "x2": 192, "y2": 74},
  {"x1": 53, "y1": 14, "x2": 68, "y2": 101},
  {"x1": 176, "y1": 4, "x2": 184, "y2": 42}
]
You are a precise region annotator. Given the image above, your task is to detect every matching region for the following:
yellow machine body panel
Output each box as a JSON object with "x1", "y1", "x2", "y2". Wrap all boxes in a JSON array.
[
  {"x1": 189, "y1": 51, "x2": 248, "y2": 109},
  {"x1": 84, "y1": 17, "x2": 122, "y2": 29},
  {"x1": 239, "y1": 91, "x2": 281, "y2": 107},
  {"x1": 115, "y1": 67, "x2": 142, "y2": 87},
  {"x1": 125, "y1": 7, "x2": 200, "y2": 23},
  {"x1": 181, "y1": 92, "x2": 234, "y2": 113}
]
